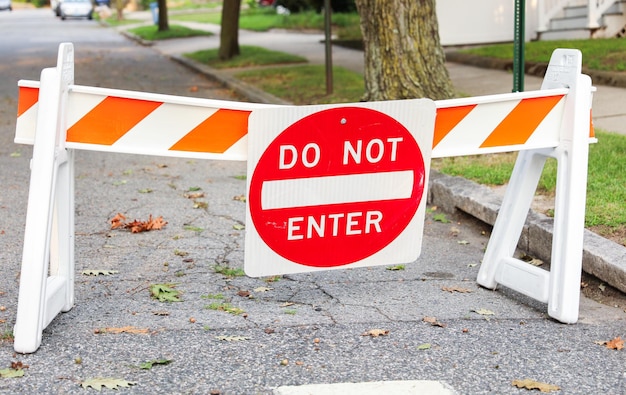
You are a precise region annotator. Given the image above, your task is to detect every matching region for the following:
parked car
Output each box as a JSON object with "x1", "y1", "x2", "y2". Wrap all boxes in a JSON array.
[
  {"x1": 0, "y1": 0, "x2": 12, "y2": 11},
  {"x1": 59, "y1": 0, "x2": 93, "y2": 20}
]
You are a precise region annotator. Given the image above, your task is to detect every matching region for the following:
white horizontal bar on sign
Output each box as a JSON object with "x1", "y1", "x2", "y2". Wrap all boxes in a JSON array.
[{"x1": 261, "y1": 170, "x2": 414, "y2": 210}]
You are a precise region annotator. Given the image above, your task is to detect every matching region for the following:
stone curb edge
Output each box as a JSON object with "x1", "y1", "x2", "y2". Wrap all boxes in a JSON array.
[
  {"x1": 154, "y1": 45, "x2": 626, "y2": 296},
  {"x1": 446, "y1": 51, "x2": 626, "y2": 89},
  {"x1": 428, "y1": 171, "x2": 626, "y2": 294}
]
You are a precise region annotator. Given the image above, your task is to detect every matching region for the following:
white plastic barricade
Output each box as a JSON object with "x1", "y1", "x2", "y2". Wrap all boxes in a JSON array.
[{"x1": 12, "y1": 43, "x2": 594, "y2": 353}]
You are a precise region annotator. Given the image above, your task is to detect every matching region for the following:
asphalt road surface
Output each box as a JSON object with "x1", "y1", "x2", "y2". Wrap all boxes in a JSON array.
[{"x1": 0, "y1": 8, "x2": 625, "y2": 394}]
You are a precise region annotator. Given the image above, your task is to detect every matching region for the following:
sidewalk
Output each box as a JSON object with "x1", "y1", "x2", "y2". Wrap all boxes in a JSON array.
[{"x1": 119, "y1": 15, "x2": 626, "y2": 295}]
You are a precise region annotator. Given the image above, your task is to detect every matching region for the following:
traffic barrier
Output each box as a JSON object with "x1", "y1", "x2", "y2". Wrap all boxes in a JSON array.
[{"x1": 12, "y1": 43, "x2": 594, "y2": 353}]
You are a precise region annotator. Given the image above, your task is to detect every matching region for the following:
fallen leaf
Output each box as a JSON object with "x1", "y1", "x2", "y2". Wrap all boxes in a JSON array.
[
  {"x1": 152, "y1": 311, "x2": 169, "y2": 316},
  {"x1": 184, "y1": 191, "x2": 205, "y2": 199},
  {"x1": 254, "y1": 287, "x2": 273, "y2": 293},
  {"x1": 0, "y1": 368, "x2": 24, "y2": 378},
  {"x1": 81, "y1": 378, "x2": 136, "y2": 391},
  {"x1": 189, "y1": 85, "x2": 199, "y2": 92},
  {"x1": 512, "y1": 378, "x2": 560, "y2": 393},
  {"x1": 386, "y1": 264, "x2": 405, "y2": 271},
  {"x1": 457, "y1": 240, "x2": 470, "y2": 245},
  {"x1": 233, "y1": 224, "x2": 245, "y2": 231},
  {"x1": 139, "y1": 359, "x2": 172, "y2": 370},
  {"x1": 423, "y1": 316, "x2": 447, "y2": 328},
  {"x1": 110, "y1": 213, "x2": 167, "y2": 233},
  {"x1": 81, "y1": 269, "x2": 119, "y2": 276},
  {"x1": 521, "y1": 254, "x2": 544, "y2": 267},
  {"x1": 233, "y1": 194, "x2": 246, "y2": 202},
  {"x1": 472, "y1": 308, "x2": 495, "y2": 316},
  {"x1": 193, "y1": 201, "x2": 208, "y2": 209},
  {"x1": 417, "y1": 343, "x2": 431, "y2": 350},
  {"x1": 150, "y1": 283, "x2": 182, "y2": 302},
  {"x1": 279, "y1": 302, "x2": 295, "y2": 307},
  {"x1": 361, "y1": 329, "x2": 389, "y2": 337},
  {"x1": 110, "y1": 213, "x2": 126, "y2": 229},
  {"x1": 216, "y1": 335, "x2": 250, "y2": 342},
  {"x1": 598, "y1": 283, "x2": 606, "y2": 292},
  {"x1": 237, "y1": 290, "x2": 251, "y2": 298},
  {"x1": 98, "y1": 326, "x2": 150, "y2": 335},
  {"x1": 605, "y1": 336, "x2": 624, "y2": 350},
  {"x1": 10, "y1": 362, "x2": 28, "y2": 370},
  {"x1": 442, "y1": 286, "x2": 472, "y2": 293}
]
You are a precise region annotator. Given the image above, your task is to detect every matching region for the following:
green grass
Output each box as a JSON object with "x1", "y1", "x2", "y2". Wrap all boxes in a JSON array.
[
  {"x1": 431, "y1": 130, "x2": 626, "y2": 244},
  {"x1": 171, "y1": 8, "x2": 360, "y2": 33},
  {"x1": 463, "y1": 38, "x2": 626, "y2": 72},
  {"x1": 236, "y1": 64, "x2": 364, "y2": 104},
  {"x1": 99, "y1": 16, "x2": 145, "y2": 26},
  {"x1": 167, "y1": 0, "x2": 221, "y2": 11},
  {"x1": 213, "y1": 265, "x2": 245, "y2": 277},
  {"x1": 185, "y1": 45, "x2": 306, "y2": 69},
  {"x1": 128, "y1": 24, "x2": 213, "y2": 41}
]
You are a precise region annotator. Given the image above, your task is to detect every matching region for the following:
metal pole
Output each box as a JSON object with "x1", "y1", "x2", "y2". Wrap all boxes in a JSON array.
[
  {"x1": 513, "y1": 0, "x2": 526, "y2": 92},
  {"x1": 324, "y1": 0, "x2": 333, "y2": 95}
]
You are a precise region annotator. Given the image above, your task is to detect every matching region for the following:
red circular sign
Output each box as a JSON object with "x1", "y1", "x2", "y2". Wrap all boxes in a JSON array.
[{"x1": 249, "y1": 107, "x2": 426, "y2": 267}]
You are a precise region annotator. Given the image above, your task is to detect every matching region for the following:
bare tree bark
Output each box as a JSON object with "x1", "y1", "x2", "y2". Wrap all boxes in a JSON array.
[
  {"x1": 157, "y1": 0, "x2": 169, "y2": 32},
  {"x1": 219, "y1": 0, "x2": 242, "y2": 60},
  {"x1": 355, "y1": 0, "x2": 454, "y2": 101}
]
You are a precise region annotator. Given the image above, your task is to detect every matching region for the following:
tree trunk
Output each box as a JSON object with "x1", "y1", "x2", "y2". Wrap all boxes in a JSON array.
[
  {"x1": 219, "y1": 0, "x2": 242, "y2": 60},
  {"x1": 157, "y1": 0, "x2": 169, "y2": 32},
  {"x1": 355, "y1": 0, "x2": 454, "y2": 101}
]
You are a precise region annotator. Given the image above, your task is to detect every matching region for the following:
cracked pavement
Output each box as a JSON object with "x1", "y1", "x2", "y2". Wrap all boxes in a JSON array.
[{"x1": 1, "y1": 9, "x2": 625, "y2": 394}]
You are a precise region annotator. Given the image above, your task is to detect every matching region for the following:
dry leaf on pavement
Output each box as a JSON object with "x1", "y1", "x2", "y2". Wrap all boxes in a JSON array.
[
  {"x1": 109, "y1": 213, "x2": 167, "y2": 233},
  {"x1": 96, "y1": 326, "x2": 150, "y2": 335},
  {"x1": 81, "y1": 378, "x2": 136, "y2": 391},
  {"x1": 361, "y1": 329, "x2": 389, "y2": 337},
  {"x1": 605, "y1": 336, "x2": 624, "y2": 350},
  {"x1": 442, "y1": 286, "x2": 472, "y2": 293},
  {"x1": 512, "y1": 378, "x2": 560, "y2": 393},
  {"x1": 423, "y1": 316, "x2": 447, "y2": 328}
]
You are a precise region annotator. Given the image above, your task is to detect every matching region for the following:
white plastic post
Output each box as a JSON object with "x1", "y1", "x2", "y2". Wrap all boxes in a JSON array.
[
  {"x1": 477, "y1": 49, "x2": 592, "y2": 323},
  {"x1": 13, "y1": 43, "x2": 75, "y2": 353}
]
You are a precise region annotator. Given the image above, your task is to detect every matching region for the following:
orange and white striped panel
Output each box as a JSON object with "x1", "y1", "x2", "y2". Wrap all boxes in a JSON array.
[
  {"x1": 432, "y1": 89, "x2": 572, "y2": 158},
  {"x1": 15, "y1": 81, "x2": 270, "y2": 161},
  {"x1": 16, "y1": 82, "x2": 589, "y2": 160}
]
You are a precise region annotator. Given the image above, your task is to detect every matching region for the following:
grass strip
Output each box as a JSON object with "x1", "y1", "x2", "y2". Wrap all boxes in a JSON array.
[
  {"x1": 185, "y1": 45, "x2": 306, "y2": 69},
  {"x1": 462, "y1": 38, "x2": 626, "y2": 72},
  {"x1": 431, "y1": 130, "x2": 626, "y2": 244},
  {"x1": 128, "y1": 24, "x2": 213, "y2": 41}
]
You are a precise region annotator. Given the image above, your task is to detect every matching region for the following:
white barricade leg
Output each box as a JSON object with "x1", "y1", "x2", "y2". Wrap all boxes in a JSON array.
[
  {"x1": 14, "y1": 44, "x2": 74, "y2": 353},
  {"x1": 477, "y1": 50, "x2": 592, "y2": 324},
  {"x1": 476, "y1": 148, "x2": 550, "y2": 300},
  {"x1": 546, "y1": 73, "x2": 592, "y2": 323}
]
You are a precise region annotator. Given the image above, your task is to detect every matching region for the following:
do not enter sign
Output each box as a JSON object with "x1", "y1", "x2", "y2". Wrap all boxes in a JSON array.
[{"x1": 245, "y1": 100, "x2": 436, "y2": 276}]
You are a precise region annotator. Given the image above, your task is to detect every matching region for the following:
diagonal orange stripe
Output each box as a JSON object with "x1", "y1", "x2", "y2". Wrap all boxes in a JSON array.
[
  {"x1": 17, "y1": 87, "x2": 39, "y2": 117},
  {"x1": 169, "y1": 109, "x2": 251, "y2": 154},
  {"x1": 480, "y1": 95, "x2": 564, "y2": 148},
  {"x1": 67, "y1": 97, "x2": 162, "y2": 145},
  {"x1": 433, "y1": 104, "x2": 476, "y2": 148},
  {"x1": 589, "y1": 110, "x2": 595, "y2": 138}
]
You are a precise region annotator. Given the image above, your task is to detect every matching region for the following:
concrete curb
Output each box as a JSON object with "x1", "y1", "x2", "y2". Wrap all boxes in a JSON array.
[
  {"x1": 428, "y1": 171, "x2": 626, "y2": 294},
  {"x1": 168, "y1": 54, "x2": 292, "y2": 105},
  {"x1": 446, "y1": 51, "x2": 626, "y2": 89},
  {"x1": 150, "y1": 42, "x2": 626, "y2": 296}
]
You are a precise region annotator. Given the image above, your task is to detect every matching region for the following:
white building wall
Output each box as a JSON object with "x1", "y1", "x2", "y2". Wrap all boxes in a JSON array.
[{"x1": 437, "y1": 0, "x2": 539, "y2": 46}]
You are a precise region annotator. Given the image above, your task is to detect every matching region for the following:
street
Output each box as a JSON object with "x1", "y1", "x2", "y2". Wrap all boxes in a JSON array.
[{"x1": 1, "y1": 8, "x2": 625, "y2": 394}]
